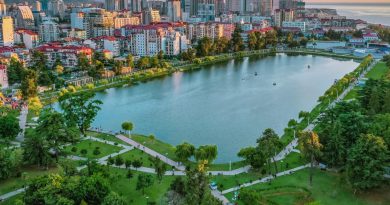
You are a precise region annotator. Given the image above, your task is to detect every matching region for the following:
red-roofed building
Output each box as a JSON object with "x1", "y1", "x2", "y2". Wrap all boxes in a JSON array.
[
  {"x1": 36, "y1": 44, "x2": 93, "y2": 68},
  {"x1": 15, "y1": 29, "x2": 39, "y2": 49}
]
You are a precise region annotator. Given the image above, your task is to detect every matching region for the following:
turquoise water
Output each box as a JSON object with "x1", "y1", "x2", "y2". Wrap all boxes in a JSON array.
[
  {"x1": 307, "y1": 3, "x2": 390, "y2": 26},
  {"x1": 86, "y1": 54, "x2": 358, "y2": 162}
]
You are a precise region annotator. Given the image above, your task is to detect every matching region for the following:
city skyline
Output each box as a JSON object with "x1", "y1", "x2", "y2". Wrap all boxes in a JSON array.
[{"x1": 308, "y1": 0, "x2": 390, "y2": 3}]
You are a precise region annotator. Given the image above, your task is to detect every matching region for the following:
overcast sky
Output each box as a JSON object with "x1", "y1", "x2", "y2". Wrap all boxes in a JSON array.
[{"x1": 307, "y1": 0, "x2": 390, "y2": 3}]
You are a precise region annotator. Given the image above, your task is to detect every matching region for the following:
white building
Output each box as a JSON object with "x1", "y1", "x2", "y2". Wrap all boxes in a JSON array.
[
  {"x1": 103, "y1": 36, "x2": 120, "y2": 57},
  {"x1": 0, "y1": 16, "x2": 14, "y2": 47},
  {"x1": 282, "y1": 21, "x2": 306, "y2": 32},
  {"x1": 39, "y1": 19, "x2": 59, "y2": 43}
]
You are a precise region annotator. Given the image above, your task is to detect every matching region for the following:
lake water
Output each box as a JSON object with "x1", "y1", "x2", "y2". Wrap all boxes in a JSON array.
[
  {"x1": 88, "y1": 54, "x2": 359, "y2": 162},
  {"x1": 307, "y1": 3, "x2": 390, "y2": 26}
]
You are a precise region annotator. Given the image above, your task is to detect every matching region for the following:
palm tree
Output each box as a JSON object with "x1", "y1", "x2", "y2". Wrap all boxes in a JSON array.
[
  {"x1": 298, "y1": 131, "x2": 322, "y2": 186},
  {"x1": 121, "y1": 121, "x2": 134, "y2": 137}
]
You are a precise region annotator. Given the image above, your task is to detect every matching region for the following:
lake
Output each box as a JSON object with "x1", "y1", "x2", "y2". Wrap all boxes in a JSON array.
[{"x1": 88, "y1": 54, "x2": 359, "y2": 162}]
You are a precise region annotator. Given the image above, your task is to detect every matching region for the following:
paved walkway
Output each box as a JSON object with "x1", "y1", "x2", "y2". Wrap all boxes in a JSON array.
[
  {"x1": 116, "y1": 134, "x2": 186, "y2": 171},
  {"x1": 15, "y1": 105, "x2": 28, "y2": 142},
  {"x1": 0, "y1": 188, "x2": 26, "y2": 201}
]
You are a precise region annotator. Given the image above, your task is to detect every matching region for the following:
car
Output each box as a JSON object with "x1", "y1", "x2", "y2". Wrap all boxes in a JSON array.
[{"x1": 209, "y1": 181, "x2": 217, "y2": 190}]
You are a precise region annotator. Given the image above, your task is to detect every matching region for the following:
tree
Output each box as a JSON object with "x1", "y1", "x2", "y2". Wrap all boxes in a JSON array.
[
  {"x1": 7, "y1": 57, "x2": 25, "y2": 85},
  {"x1": 136, "y1": 174, "x2": 154, "y2": 194},
  {"x1": 0, "y1": 114, "x2": 20, "y2": 145},
  {"x1": 0, "y1": 148, "x2": 23, "y2": 180},
  {"x1": 102, "y1": 192, "x2": 126, "y2": 205},
  {"x1": 30, "y1": 51, "x2": 47, "y2": 71},
  {"x1": 115, "y1": 155, "x2": 124, "y2": 166},
  {"x1": 88, "y1": 60, "x2": 105, "y2": 78},
  {"x1": 247, "y1": 32, "x2": 258, "y2": 50},
  {"x1": 55, "y1": 64, "x2": 64, "y2": 75},
  {"x1": 257, "y1": 128, "x2": 282, "y2": 174},
  {"x1": 265, "y1": 31, "x2": 278, "y2": 47},
  {"x1": 347, "y1": 134, "x2": 388, "y2": 190},
  {"x1": 126, "y1": 54, "x2": 134, "y2": 67},
  {"x1": 287, "y1": 119, "x2": 298, "y2": 138},
  {"x1": 175, "y1": 142, "x2": 195, "y2": 163},
  {"x1": 137, "y1": 57, "x2": 150, "y2": 70},
  {"x1": 239, "y1": 189, "x2": 263, "y2": 204},
  {"x1": 78, "y1": 53, "x2": 90, "y2": 71},
  {"x1": 59, "y1": 92, "x2": 102, "y2": 136},
  {"x1": 214, "y1": 37, "x2": 230, "y2": 54},
  {"x1": 194, "y1": 145, "x2": 218, "y2": 164},
  {"x1": 125, "y1": 159, "x2": 132, "y2": 169},
  {"x1": 230, "y1": 25, "x2": 245, "y2": 52},
  {"x1": 23, "y1": 131, "x2": 52, "y2": 168},
  {"x1": 113, "y1": 61, "x2": 123, "y2": 75},
  {"x1": 152, "y1": 157, "x2": 167, "y2": 182},
  {"x1": 299, "y1": 111, "x2": 310, "y2": 127},
  {"x1": 184, "y1": 167, "x2": 221, "y2": 205},
  {"x1": 132, "y1": 159, "x2": 143, "y2": 170},
  {"x1": 35, "y1": 109, "x2": 79, "y2": 161},
  {"x1": 196, "y1": 37, "x2": 214, "y2": 57},
  {"x1": 121, "y1": 121, "x2": 133, "y2": 136},
  {"x1": 237, "y1": 146, "x2": 265, "y2": 170},
  {"x1": 298, "y1": 131, "x2": 322, "y2": 186},
  {"x1": 126, "y1": 169, "x2": 133, "y2": 179},
  {"x1": 20, "y1": 69, "x2": 38, "y2": 99}
]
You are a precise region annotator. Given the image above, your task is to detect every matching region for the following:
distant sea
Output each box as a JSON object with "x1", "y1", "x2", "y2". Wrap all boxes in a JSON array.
[{"x1": 307, "y1": 3, "x2": 390, "y2": 26}]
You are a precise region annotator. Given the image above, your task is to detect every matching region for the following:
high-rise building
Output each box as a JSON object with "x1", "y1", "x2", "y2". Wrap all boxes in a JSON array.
[
  {"x1": 228, "y1": 0, "x2": 240, "y2": 13},
  {"x1": 259, "y1": 0, "x2": 273, "y2": 16},
  {"x1": 274, "y1": 9, "x2": 294, "y2": 27},
  {"x1": 0, "y1": 16, "x2": 14, "y2": 47},
  {"x1": 167, "y1": 0, "x2": 181, "y2": 22},
  {"x1": 34, "y1": 1, "x2": 42, "y2": 12},
  {"x1": 105, "y1": 0, "x2": 128, "y2": 11},
  {"x1": 130, "y1": 0, "x2": 142, "y2": 12},
  {"x1": 48, "y1": 0, "x2": 67, "y2": 19},
  {"x1": 39, "y1": 18, "x2": 59, "y2": 42},
  {"x1": 0, "y1": 0, "x2": 6, "y2": 17},
  {"x1": 192, "y1": 0, "x2": 215, "y2": 22},
  {"x1": 15, "y1": 6, "x2": 35, "y2": 30},
  {"x1": 143, "y1": 8, "x2": 161, "y2": 24}
]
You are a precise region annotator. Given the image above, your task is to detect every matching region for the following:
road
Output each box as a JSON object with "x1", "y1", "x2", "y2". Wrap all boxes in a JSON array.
[{"x1": 15, "y1": 105, "x2": 28, "y2": 142}]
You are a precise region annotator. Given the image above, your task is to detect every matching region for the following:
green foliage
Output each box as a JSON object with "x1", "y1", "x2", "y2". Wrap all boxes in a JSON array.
[
  {"x1": 20, "y1": 69, "x2": 38, "y2": 99},
  {"x1": 77, "y1": 53, "x2": 91, "y2": 71},
  {"x1": 257, "y1": 128, "x2": 283, "y2": 173},
  {"x1": 7, "y1": 57, "x2": 25, "y2": 85},
  {"x1": 22, "y1": 130, "x2": 53, "y2": 168},
  {"x1": 24, "y1": 174, "x2": 112, "y2": 205},
  {"x1": 237, "y1": 146, "x2": 265, "y2": 170},
  {"x1": 115, "y1": 155, "x2": 124, "y2": 166},
  {"x1": 0, "y1": 148, "x2": 23, "y2": 180},
  {"x1": 59, "y1": 92, "x2": 102, "y2": 136},
  {"x1": 102, "y1": 192, "x2": 126, "y2": 205},
  {"x1": 230, "y1": 24, "x2": 245, "y2": 52},
  {"x1": 0, "y1": 113, "x2": 20, "y2": 144},
  {"x1": 194, "y1": 145, "x2": 218, "y2": 164},
  {"x1": 136, "y1": 174, "x2": 154, "y2": 194},
  {"x1": 121, "y1": 121, "x2": 133, "y2": 135},
  {"x1": 347, "y1": 134, "x2": 388, "y2": 190},
  {"x1": 175, "y1": 142, "x2": 195, "y2": 162}
]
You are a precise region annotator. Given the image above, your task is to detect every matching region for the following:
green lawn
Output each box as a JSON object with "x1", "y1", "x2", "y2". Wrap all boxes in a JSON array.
[
  {"x1": 0, "y1": 166, "x2": 58, "y2": 195},
  {"x1": 63, "y1": 140, "x2": 123, "y2": 159},
  {"x1": 110, "y1": 168, "x2": 175, "y2": 204},
  {"x1": 366, "y1": 62, "x2": 388, "y2": 80},
  {"x1": 127, "y1": 134, "x2": 177, "y2": 161},
  {"x1": 118, "y1": 149, "x2": 159, "y2": 168},
  {"x1": 208, "y1": 161, "x2": 248, "y2": 171},
  {"x1": 225, "y1": 169, "x2": 390, "y2": 205},
  {"x1": 344, "y1": 87, "x2": 360, "y2": 101},
  {"x1": 85, "y1": 131, "x2": 128, "y2": 145},
  {"x1": 0, "y1": 194, "x2": 23, "y2": 205},
  {"x1": 210, "y1": 153, "x2": 306, "y2": 191}
]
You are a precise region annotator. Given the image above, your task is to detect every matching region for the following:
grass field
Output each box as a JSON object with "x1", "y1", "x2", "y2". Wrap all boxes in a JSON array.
[
  {"x1": 118, "y1": 149, "x2": 158, "y2": 168},
  {"x1": 210, "y1": 152, "x2": 307, "y2": 191},
  {"x1": 208, "y1": 161, "x2": 248, "y2": 171},
  {"x1": 63, "y1": 140, "x2": 123, "y2": 159},
  {"x1": 365, "y1": 62, "x2": 388, "y2": 80},
  {"x1": 0, "y1": 166, "x2": 58, "y2": 195},
  {"x1": 225, "y1": 169, "x2": 390, "y2": 205},
  {"x1": 127, "y1": 134, "x2": 177, "y2": 160},
  {"x1": 110, "y1": 168, "x2": 175, "y2": 204}
]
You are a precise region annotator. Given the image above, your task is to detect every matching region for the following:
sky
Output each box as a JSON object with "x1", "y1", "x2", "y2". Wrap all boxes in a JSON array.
[{"x1": 307, "y1": 0, "x2": 390, "y2": 3}]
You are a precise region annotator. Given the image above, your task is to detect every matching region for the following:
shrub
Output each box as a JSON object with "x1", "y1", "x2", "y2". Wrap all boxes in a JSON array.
[
  {"x1": 93, "y1": 148, "x2": 101, "y2": 156},
  {"x1": 71, "y1": 147, "x2": 77, "y2": 153},
  {"x1": 80, "y1": 149, "x2": 88, "y2": 155}
]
